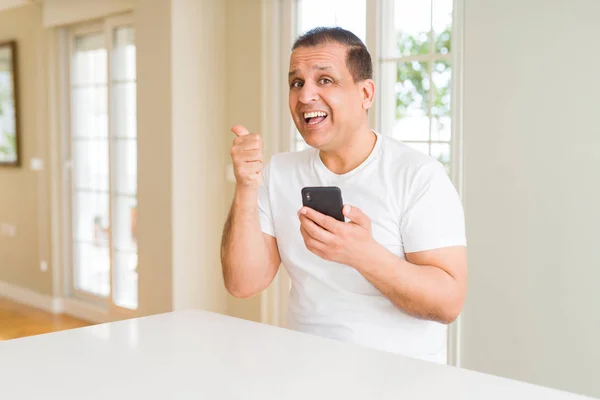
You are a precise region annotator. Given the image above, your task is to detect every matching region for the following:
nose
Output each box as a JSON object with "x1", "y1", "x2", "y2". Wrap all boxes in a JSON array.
[{"x1": 298, "y1": 81, "x2": 319, "y2": 104}]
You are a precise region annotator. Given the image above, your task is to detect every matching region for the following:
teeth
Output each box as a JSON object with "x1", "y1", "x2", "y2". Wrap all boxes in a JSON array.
[{"x1": 303, "y1": 111, "x2": 327, "y2": 119}]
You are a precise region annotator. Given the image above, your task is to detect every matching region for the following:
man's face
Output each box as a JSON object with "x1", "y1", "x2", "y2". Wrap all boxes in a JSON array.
[{"x1": 288, "y1": 43, "x2": 373, "y2": 151}]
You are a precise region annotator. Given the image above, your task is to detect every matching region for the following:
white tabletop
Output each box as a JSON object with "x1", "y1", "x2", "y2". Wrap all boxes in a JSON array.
[{"x1": 0, "y1": 310, "x2": 592, "y2": 399}]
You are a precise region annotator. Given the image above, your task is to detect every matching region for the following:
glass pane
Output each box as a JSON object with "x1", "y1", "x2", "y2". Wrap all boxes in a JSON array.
[
  {"x1": 112, "y1": 26, "x2": 136, "y2": 82},
  {"x1": 382, "y1": 0, "x2": 431, "y2": 58},
  {"x1": 405, "y1": 142, "x2": 429, "y2": 155},
  {"x1": 297, "y1": 0, "x2": 367, "y2": 43},
  {"x1": 112, "y1": 195, "x2": 137, "y2": 253},
  {"x1": 113, "y1": 138, "x2": 137, "y2": 195},
  {"x1": 433, "y1": 0, "x2": 453, "y2": 54},
  {"x1": 431, "y1": 61, "x2": 451, "y2": 141},
  {"x1": 71, "y1": 86, "x2": 108, "y2": 138},
  {"x1": 431, "y1": 142, "x2": 451, "y2": 164},
  {"x1": 73, "y1": 140, "x2": 108, "y2": 191},
  {"x1": 391, "y1": 61, "x2": 430, "y2": 141},
  {"x1": 112, "y1": 82, "x2": 136, "y2": 138},
  {"x1": 72, "y1": 33, "x2": 106, "y2": 85},
  {"x1": 74, "y1": 242, "x2": 110, "y2": 297},
  {"x1": 112, "y1": 26, "x2": 138, "y2": 309},
  {"x1": 73, "y1": 191, "x2": 109, "y2": 245},
  {"x1": 113, "y1": 251, "x2": 138, "y2": 309},
  {"x1": 295, "y1": 140, "x2": 310, "y2": 152}
]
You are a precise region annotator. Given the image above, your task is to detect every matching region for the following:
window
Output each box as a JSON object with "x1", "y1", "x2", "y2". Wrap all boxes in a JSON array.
[
  {"x1": 380, "y1": 0, "x2": 454, "y2": 174},
  {"x1": 297, "y1": 0, "x2": 366, "y2": 43},
  {"x1": 67, "y1": 17, "x2": 138, "y2": 310},
  {"x1": 290, "y1": 0, "x2": 456, "y2": 177}
]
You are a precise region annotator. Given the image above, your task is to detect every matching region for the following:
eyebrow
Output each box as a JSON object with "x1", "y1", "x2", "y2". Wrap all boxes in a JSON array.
[{"x1": 288, "y1": 64, "x2": 333, "y2": 79}]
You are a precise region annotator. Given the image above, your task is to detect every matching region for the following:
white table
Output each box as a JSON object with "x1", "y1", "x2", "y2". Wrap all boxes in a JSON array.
[{"x1": 0, "y1": 310, "x2": 593, "y2": 399}]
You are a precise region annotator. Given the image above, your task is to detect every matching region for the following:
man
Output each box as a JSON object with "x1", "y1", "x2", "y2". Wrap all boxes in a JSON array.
[{"x1": 221, "y1": 27, "x2": 467, "y2": 364}]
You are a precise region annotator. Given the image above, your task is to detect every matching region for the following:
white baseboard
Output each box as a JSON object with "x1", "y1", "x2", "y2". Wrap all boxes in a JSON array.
[
  {"x1": 0, "y1": 280, "x2": 64, "y2": 314},
  {"x1": 0, "y1": 280, "x2": 112, "y2": 324},
  {"x1": 62, "y1": 298, "x2": 111, "y2": 324}
]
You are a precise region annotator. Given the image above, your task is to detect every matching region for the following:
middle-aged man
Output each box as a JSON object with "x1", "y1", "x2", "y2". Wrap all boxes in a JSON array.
[{"x1": 221, "y1": 27, "x2": 467, "y2": 363}]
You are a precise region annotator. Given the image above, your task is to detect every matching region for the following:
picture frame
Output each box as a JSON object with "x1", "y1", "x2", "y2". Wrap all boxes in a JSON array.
[{"x1": 0, "y1": 40, "x2": 20, "y2": 167}]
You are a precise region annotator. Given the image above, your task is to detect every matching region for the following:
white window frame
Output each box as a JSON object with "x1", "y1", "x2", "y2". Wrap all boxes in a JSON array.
[
  {"x1": 370, "y1": 0, "x2": 465, "y2": 369},
  {"x1": 62, "y1": 14, "x2": 138, "y2": 321}
]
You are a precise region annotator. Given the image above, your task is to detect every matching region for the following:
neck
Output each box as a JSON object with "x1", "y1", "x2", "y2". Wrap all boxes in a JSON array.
[{"x1": 319, "y1": 126, "x2": 377, "y2": 175}]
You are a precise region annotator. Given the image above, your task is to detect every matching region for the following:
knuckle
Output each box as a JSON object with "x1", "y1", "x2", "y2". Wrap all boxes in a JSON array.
[{"x1": 330, "y1": 240, "x2": 339, "y2": 251}]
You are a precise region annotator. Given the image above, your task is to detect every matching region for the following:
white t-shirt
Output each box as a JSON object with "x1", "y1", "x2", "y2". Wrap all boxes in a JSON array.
[{"x1": 258, "y1": 132, "x2": 466, "y2": 363}]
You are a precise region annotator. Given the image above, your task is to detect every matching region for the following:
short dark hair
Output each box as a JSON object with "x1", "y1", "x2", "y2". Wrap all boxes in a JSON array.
[{"x1": 292, "y1": 27, "x2": 373, "y2": 83}]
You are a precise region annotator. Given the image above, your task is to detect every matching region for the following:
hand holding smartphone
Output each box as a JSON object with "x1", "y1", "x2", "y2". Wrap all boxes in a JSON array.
[{"x1": 301, "y1": 186, "x2": 345, "y2": 222}]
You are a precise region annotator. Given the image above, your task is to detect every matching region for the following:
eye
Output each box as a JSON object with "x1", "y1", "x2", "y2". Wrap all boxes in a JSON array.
[
  {"x1": 290, "y1": 80, "x2": 303, "y2": 89},
  {"x1": 319, "y1": 77, "x2": 333, "y2": 85}
]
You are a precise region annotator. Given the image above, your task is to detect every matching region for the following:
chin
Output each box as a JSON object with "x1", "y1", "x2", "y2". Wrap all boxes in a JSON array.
[
  {"x1": 297, "y1": 125, "x2": 336, "y2": 149},
  {"x1": 300, "y1": 130, "x2": 334, "y2": 150}
]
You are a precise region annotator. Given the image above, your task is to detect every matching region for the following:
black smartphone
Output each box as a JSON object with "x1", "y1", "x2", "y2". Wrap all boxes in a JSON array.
[{"x1": 301, "y1": 186, "x2": 345, "y2": 222}]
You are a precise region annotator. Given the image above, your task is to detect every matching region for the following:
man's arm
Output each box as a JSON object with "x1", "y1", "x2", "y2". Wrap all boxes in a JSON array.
[
  {"x1": 352, "y1": 243, "x2": 467, "y2": 324},
  {"x1": 221, "y1": 188, "x2": 281, "y2": 298},
  {"x1": 298, "y1": 205, "x2": 467, "y2": 324},
  {"x1": 221, "y1": 125, "x2": 281, "y2": 298}
]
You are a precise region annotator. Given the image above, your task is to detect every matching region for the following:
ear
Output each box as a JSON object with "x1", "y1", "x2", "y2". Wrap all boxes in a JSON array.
[{"x1": 360, "y1": 79, "x2": 376, "y2": 110}]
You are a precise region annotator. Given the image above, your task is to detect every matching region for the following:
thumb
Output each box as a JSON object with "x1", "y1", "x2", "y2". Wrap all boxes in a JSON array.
[
  {"x1": 343, "y1": 205, "x2": 371, "y2": 229},
  {"x1": 231, "y1": 125, "x2": 250, "y2": 137}
]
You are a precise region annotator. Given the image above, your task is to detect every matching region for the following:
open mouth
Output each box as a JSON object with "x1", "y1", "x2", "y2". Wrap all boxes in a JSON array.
[{"x1": 303, "y1": 111, "x2": 328, "y2": 126}]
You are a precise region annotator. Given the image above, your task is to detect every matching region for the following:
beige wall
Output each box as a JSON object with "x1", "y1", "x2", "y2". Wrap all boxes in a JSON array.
[
  {"x1": 170, "y1": 0, "x2": 228, "y2": 313},
  {"x1": 223, "y1": 0, "x2": 264, "y2": 322},
  {"x1": 461, "y1": 0, "x2": 600, "y2": 397},
  {"x1": 0, "y1": 4, "x2": 52, "y2": 296},
  {"x1": 42, "y1": 0, "x2": 133, "y2": 27},
  {"x1": 134, "y1": 0, "x2": 173, "y2": 316}
]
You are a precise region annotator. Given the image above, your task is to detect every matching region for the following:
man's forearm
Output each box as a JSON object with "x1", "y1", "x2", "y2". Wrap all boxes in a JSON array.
[
  {"x1": 221, "y1": 188, "x2": 271, "y2": 297},
  {"x1": 350, "y1": 243, "x2": 463, "y2": 324}
]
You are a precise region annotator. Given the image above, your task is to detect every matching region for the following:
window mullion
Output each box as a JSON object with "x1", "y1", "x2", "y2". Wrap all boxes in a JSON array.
[
  {"x1": 428, "y1": 0, "x2": 434, "y2": 153},
  {"x1": 379, "y1": 53, "x2": 452, "y2": 63},
  {"x1": 105, "y1": 20, "x2": 115, "y2": 307}
]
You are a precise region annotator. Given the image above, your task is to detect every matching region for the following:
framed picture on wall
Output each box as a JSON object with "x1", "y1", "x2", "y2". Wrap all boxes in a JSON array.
[{"x1": 0, "y1": 40, "x2": 20, "y2": 167}]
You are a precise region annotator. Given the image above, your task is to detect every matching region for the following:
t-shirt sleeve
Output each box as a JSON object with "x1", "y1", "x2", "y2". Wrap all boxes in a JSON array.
[
  {"x1": 400, "y1": 161, "x2": 467, "y2": 253},
  {"x1": 258, "y1": 160, "x2": 276, "y2": 237}
]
